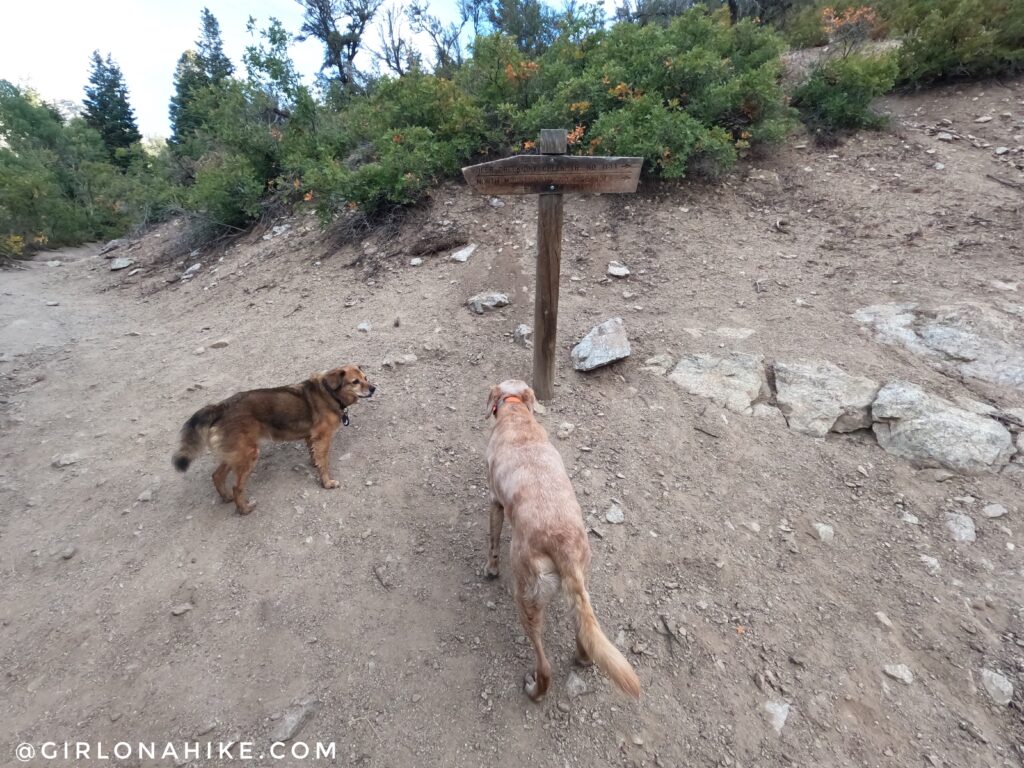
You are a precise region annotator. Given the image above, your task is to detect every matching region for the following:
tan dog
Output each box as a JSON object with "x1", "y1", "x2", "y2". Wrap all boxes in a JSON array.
[
  {"x1": 173, "y1": 366, "x2": 375, "y2": 514},
  {"x1": 485, "y1": 380, "x2": 641, "y2": 701}
]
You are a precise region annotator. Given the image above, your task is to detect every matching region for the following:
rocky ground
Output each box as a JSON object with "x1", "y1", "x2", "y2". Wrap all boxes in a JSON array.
[{"x1": 2, "y1": 79, "x2": 1023, "y2": 768}]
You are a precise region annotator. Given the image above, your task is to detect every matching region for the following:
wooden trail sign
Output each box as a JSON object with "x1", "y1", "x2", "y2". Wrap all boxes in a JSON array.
[{"x1": 462, "y1": 129, "x2": 642, "y2": 400}]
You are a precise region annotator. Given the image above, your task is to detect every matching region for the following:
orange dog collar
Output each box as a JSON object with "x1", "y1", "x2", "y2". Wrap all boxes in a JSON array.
[{"x1": 493, "y1": 395, "x2": 524, "y2": 415}]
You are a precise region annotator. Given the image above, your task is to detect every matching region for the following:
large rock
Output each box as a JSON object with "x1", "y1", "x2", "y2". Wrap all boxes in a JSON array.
[
  {"x1": 571, "y1": 318, "x2": 630, "y2": 371},
  {"x1": 109, "y1": 257, "x2": 134, "y2": 271},
  {"x1": 668, "y1": 352, "x2": 768, "y2": 416},
  {"x1": 854, "y1": 302, "x2": 1024, "y2": 391},
  {"x1": 872, "y1": 381, "x2": 1016, "y2": 474},
  {"x1": 773, "y1": 360, "x2": 879, "y2": 437},
  {"x1": 467, "y1": 292, "x2": 509, "y2": 314}
]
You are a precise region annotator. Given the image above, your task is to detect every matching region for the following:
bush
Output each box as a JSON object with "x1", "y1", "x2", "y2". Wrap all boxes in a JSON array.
[
  {"x1": 188, "y1": 153, "x2": 263, "y2": 228},
  {"x1": 792, "y1": 52, "x2": 898, "y2": 138},
  {"x1": 882, "y1": 0, "x2": 1024, "y2": 84}
]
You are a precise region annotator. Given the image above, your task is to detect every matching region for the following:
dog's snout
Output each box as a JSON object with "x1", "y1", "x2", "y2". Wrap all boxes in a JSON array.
[{"x1": 368, "y1": 384, "x2": 376, "y2": 396}]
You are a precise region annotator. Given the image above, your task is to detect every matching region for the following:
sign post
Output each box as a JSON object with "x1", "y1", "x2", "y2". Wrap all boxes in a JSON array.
[{"x1": 462, "y1": 130, "x2": 641, "y2": 400}]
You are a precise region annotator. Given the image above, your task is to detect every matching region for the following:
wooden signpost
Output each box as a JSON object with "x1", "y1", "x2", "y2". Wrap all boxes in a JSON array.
[{"x1": 462, "y1": 129, "x2": 642, "y2": 400}]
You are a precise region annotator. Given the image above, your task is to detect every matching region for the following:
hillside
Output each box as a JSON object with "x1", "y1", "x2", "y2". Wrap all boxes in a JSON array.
[{"x1": 1, "y1": 77, "x2": 1022, "y2": 766}]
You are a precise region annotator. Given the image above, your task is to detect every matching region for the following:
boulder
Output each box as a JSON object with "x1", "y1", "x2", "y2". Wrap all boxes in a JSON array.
[
  {"x1": 571, "y1": 318, "x2": 630, "y2": 371},
  {"x1": 467, "y1": 292, "x2": 509, "y2": 314},
  {"x1": 872, "y1": 381, "x2": 1016, "y2": 474},
  {"x1": 773, "y1": 360, "x2": 879, "y2": 437},
  {"x1": 668, "y1": 352, "x2": 768, "y2": 416}
]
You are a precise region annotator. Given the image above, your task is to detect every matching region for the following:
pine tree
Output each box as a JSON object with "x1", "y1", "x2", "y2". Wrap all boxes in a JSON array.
[
  {"x1": 197, "y1": 8, "x2": 234, "y2": 83},
  {"x1": 169, "y1": 51, "x2": 208, "y2": 147},
  {"x1": 82, "y1": 51, "x2": 141, "y2": 165}
]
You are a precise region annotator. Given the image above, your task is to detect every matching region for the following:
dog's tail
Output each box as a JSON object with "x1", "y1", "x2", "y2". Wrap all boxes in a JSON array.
[
  {"x1": 558, "y1": 557, "x2": 641, "y2": 699},
  {"x1": 172, "y1": 404, "x2": 223, "y2": 472}
]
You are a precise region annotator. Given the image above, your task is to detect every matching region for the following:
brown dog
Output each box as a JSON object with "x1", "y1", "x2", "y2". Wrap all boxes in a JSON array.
[
  {"x1": 172, "y1": 365, "x2": 375, "y2": 514},
  {"x1": 485, "y1": 380, "x2": 641, "y2": 701}
]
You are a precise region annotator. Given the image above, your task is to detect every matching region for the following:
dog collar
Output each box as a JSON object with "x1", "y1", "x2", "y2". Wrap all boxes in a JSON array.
[
  {"x1": 492, "y1": 395, "x2": 524, "y2": 415},
  {"x1": 341, "y1": 408, "x2": 350, "y2": 427}
]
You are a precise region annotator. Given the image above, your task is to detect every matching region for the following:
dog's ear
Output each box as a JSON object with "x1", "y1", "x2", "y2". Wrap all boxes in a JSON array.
[
  {"x1": 323, "y1": 369, "x2": 343, "y2": 390},
  {"x1": 485, "y1": 385, "x2": 502, "y2": 419},
  {"x1": 522, "y1": 385, "x2": 537, "y2": 413}
]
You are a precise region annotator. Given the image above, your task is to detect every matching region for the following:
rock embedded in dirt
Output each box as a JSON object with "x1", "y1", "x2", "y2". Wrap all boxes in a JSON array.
[
  {"x1": 467, "y1": 292, "x2": 509, "y2": 314},
  {"x1": 513, "y1": 324, "x2": 533, "y2": 348},
  {"x1": 607, "y1": 261, "x2": 630, "y2": 278},
  {"x1": 668, "y1": 352, "x2": 769, "y2": 416},
  {"x1": 872, "y1": 381, "x2": 1016, "y2": 474},
  {"x1": 854, "y1": 302, "x2": 1024, "y2": 391},
  {"x1": 606, "y1": 501, "x2": 626, "y2": 525},
  {"x1": 170, "y1": 603, "x2": 193, "y2": 616},
  {"x1": 409, "y1": 257, "x2": 423, "y2": 266},
  {"x1": 556, "y1": 422, "x2": 575, "y2": 440},
  {"x1": 209, "y1": 339, "x2": 230, "y2": 349},
  {"x1": 194, "y1": 347, "x2": 206, "y2": 356},
  {"x1": 979, "y1": 669, "x2": 1013, "y2": 706},
  {"x1": 357, "y1": 322, "x2": 371, "y2": 333},
  {"x1": 920, "y1": 554, "x2": 941, "y2": 576},
  {"x1": 763, "y1": 700, "x2": 790, "y2": 735},
  {"x1": 571, "y1": 318, "x2": 630, "y2": 371},
  {"x1": 773, "y1": 359, "x2": 879, "y2": 437},
  {"x1": 566, "y1": 670, "x2": 588, "y2": 699},
  {"x1": 945, "y1": 513, "x2": 976, "y2": 543},
  {"x1": 138, "y1": 489, "x2": 154, "y2": 503},
  {"x1": 981, "y1": 503, "x2": 1007, "y2": 518},
  {"x1": 884, "y1": 664, "x2": 914, "y2": 684},
  {"x1": 272, "y1": 698, "x2": 321, "y2": 742},
  {"x1": 60, "y1": 546, "x2": 77, "y2": 560},
  {"x1": 875, "y1": 612, "x2": 894, "y2": 630},
  {"x1": 449, "y1": 244, "x2": 477, "y2": 263},
  {"x1": 110, "y1": 258, "x2": 134, "y2": 271},
  {"x1": 51, "y1": 453, "x2": 80, "y2": 468},
  {"x1": 641, "y1": 354, "x2": 675, "y2": 376},
  {"x1": 812, "y1": 523, "x2": 835, "y2": 543},
  {"x1": 99, "y1": 238, "x2": 125, "y2": 256}
]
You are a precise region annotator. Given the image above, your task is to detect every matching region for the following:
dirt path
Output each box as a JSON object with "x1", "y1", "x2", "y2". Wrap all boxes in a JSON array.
[{"x1": 1, "y1": 80, "x2": 1022, "y2": 767}]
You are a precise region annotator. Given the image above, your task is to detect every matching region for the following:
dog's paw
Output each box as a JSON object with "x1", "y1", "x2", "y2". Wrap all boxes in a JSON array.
[
  {"x1": 485, "y1": 562, "x2": 500, "y2": 579},
  {"x1": 523, "y1": 672, "x2": 542, "y2": 701},
  {"x1": 237, "y1": 500, "x2": 257, "y2": 515},
  {"x1": 322, "y1": 479, "x2": 340, "y2": 489}
]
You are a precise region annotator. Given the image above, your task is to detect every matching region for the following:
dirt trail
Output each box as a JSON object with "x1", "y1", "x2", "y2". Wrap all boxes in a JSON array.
[{"x1": 1, "y1": 80, "x2": 1022, "y2": 767}]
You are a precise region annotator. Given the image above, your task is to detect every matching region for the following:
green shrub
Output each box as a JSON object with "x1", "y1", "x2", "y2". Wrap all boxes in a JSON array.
[
  {"x1": 882, "y1": 0, "x2": 1024, "y2": 84},
  {"x1": 786, "y1": 5, "x2": 830, "y2": 48},
  {"x1": 792, "y1": 52, "x2": 898, "y2": 139},
  {"x1": 188, "y1": 153, "x2": 263, "y2": 228}
]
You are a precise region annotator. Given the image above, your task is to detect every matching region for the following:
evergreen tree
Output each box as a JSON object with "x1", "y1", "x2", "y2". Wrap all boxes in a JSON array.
[
  {"x1": 82, "y1": 51, "x2": 141, "y2": 165},
  {"x1": 169, "y1": 50, "x2": 208, "y2": 147},
  {"x1": 197, "y1": 8, "x2": 234, "y2": 83},
  {"x1": 485, "y1": 0, "x2": 559, "y2": 56}
]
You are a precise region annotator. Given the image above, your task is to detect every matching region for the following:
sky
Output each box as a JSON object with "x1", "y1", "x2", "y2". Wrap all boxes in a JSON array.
[{"x1": 0, "y1": 0, "x2": 464, "y2": 139}]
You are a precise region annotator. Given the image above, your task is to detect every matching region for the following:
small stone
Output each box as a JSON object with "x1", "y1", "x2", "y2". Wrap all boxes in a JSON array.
[
  {"x1": 272, "y1": 699, "x2": 321, "y2": 742},
  {"x1": 467, "y1": 292, "x2": 509, "y2": 314},
  {"x1": 556, "y1": 700, "x2": 570, "y2": 713},
  {"x1": 357, "y1": 322, "x2": 371, "y2": 333},
  {"x1": 979, "y1": 669, "x2": 1013, "y2": 706},
  {"x1": 556, "y1": 422, "x2": 575, "y2": 439},
  {"x1": 60, "y1": 546, "x2": 77, "y2": 560},
  {"x1": 920, "y1": 554, "x2": 941, "y2": 575},
  {"x1": 450, "y1": 244, "x2": 477, "y2": 263},
  {"x1": 607, "y1": 261, "x2": 630, "y2": 278},
  {"x1": 936, "y1": 132, "x2": 954, "y2": 141},
  {"x1": 812, "y1": 523, "x2": 834, "y2": 543},
  {"x1": 409, "y1": 257, "x2": 423, "y2": 266},
  {"x1": 884, "y1": 664, "x2": 914, "y2": 684},
  {"x1": 945, "y1": 513, "x2": 976, "y2": 543},
  {"x1": 489, "y1": 198, "x2": 505, "y2": 208},
  {"x1": 397, "y1": 354, "x2": 417, "y2": 366},
  {"x1": 209, "y1": 339, "x2": 229, "y2": 349},
  {"x1": 764, "y1": 700, "x2": 790, "y2": 735},
  {"x1": 566, "y1": 670, "x2": 588, "y2": 699},
  {"x1": 974, "y1": 115, "x2": 993, "y2": 123},
  {"x1": 513, "y1": 324, "x2": 533, "y2": 347},
  {"x1": 52, "y1": 453, "x2": 80, "y2": 468},
  {"x1": 606, "y1": 501, "x2": 626, "y2": 525},
  {"x1": 110, "y1": 257, "x2": 134, "y2": 271},
  {"x1": 194, "y1": 347, "x2": 206, "y2": 355},
  {"x1": 170, "y1": 603, "x2": 194, "y2": 616},
  {"x1": 875, "y1": 611, "x2": 893, "y2": 629},
  {"x1": 994, "y1": 147, "x2": 1009, "y2": 156},
  {"x1": 46, "y1": 300, "x2": 60, "y2": 307},
  {"x1": 137, "y1": 489, "x2": 154, "y2": 502},
  {"x1": 982, "y1": 503, "x2": 1007, "y2": 518},
  {"x1": 641, "y1": 354, "x2": 675, "y2": 376}
]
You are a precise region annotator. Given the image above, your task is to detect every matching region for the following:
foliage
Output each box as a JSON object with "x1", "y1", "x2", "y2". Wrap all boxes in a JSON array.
[
  {"x1": 0, "y1": 81, "x2": 174, "y2": 256},
  {"x1": 792, "y1": 51, "x2": 898, "y2": 138},
  {"x1": 83, "y1": 51, "x2": 141, "y2": 166},
  {"x1": 878, "y1": 0, "x2": 1024, "y2": 84}
]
